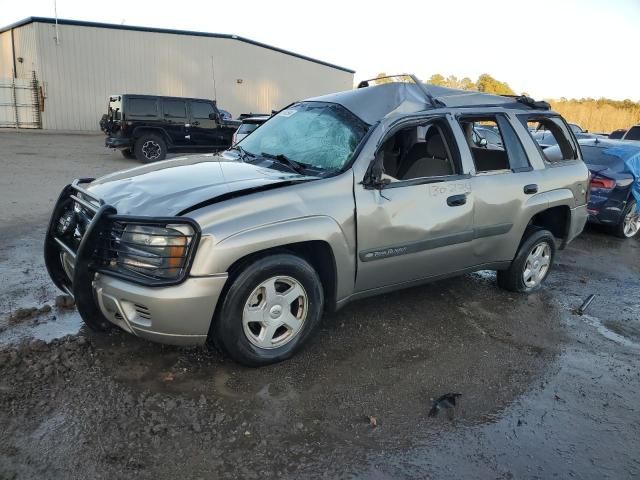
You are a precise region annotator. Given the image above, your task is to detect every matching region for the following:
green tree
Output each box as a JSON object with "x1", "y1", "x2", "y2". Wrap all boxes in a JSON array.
[
  {"x1": 476, "y1": 73, "x2": 515, "y2": 95},
  {"x1": 427, "y1": 74, "x2": 446, "y2": 86},
  {"x1": 459, "y1": 77, "x2": 476, "y2": 91}
]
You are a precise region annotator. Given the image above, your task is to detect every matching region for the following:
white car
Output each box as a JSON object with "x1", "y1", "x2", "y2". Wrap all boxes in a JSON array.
[{"x1": 233, "y1": 116, "x2": 270, "y2": 144}]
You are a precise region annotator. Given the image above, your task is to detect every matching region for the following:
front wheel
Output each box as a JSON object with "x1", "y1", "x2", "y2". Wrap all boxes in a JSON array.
[
  {"x1": 497, "y1": 228, "x2": 556, "y2": 293},
  {"x1": 614, "y1": 200, "x2": 640, "y2": 239},
  {"x1": 212, "y1": 254, "x2": 324, "y2": 367}
]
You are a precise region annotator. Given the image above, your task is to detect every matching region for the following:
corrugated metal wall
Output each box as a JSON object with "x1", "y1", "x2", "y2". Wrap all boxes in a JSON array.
[
  {"x1": 0, "y1": 31, "x2": 13, "y2": 78},
  {"x1": 13, "y1": 22, "x2": 353, "y2": 131}
]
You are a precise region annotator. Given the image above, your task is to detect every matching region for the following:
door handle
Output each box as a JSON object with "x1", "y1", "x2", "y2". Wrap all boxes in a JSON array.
[
  {"x1": 447, "y1": 194, "x2": 467, "y2": 207},
  {"x1": 524, "y1": 184, "x2": 538, "y2": 194}
]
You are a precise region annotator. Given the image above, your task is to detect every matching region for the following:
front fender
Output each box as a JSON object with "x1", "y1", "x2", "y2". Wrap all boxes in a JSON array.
[{"x1": 190, "y1": 215, "x2": 356, "y2": 301}]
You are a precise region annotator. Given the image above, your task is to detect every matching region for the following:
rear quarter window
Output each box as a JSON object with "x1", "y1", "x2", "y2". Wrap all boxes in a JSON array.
[
  {"x1": 126, "y1": 98, "x2": 158, "y2": 117},
  {"x1": 519, "y1": 115, "x2": 578, "y2": 163}
]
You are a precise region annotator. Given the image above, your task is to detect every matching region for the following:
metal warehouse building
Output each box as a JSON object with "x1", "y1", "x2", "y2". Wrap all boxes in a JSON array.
[{"x1": 0, "y1": 17, "x2": 354, "y2": 131}]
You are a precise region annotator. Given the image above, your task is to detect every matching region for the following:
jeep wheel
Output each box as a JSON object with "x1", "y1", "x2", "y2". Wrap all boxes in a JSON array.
[
  {"x1": 121, "y1": 148, "x2": 136, "y2": 160},
  {"x1": 614, "y1": 200, "x2": 640, "y2": 239},
  {"x1": 134, "y1": 134, "x2": 166, "y2": 163},
  {"x1": 497, "y1": 228, "x2": 556, "y2": 293},
  {"x1": 213, "y1": 254, "x2": 324, "y2": 367}
]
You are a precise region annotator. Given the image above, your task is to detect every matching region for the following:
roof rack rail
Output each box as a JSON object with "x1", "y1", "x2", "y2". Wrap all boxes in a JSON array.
[
  {"x1": 356, "y1": 73, "x2": 444, "y2": 109},
  {"x1": 502, "y1": 94, "x2": 551, "y2": 110}
]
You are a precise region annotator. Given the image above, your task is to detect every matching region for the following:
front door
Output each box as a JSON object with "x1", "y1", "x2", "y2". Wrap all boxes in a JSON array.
[
  {"x1": 189, "y1": 101, "x2": 227, "y2": 149},
  {"x1": 354, "y1": 117, "x2": 476, "y2": 292}
]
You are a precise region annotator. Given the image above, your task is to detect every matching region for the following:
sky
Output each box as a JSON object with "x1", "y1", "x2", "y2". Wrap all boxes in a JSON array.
[{"x1": 2, "y1": 0, "x2": 639, "y2": 100}]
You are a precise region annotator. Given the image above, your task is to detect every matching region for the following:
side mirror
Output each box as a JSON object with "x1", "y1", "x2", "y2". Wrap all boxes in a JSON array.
[
  {"x1": 209, "y1": 112, "x2": 220, "y2": 121},
  {"x1": 479, "y1": 137, "x2": 488, "y2": 147}
]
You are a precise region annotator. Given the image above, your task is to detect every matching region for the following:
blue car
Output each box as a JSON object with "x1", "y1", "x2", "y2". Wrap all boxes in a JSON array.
[{"x1": 578, "y1": 138, "x2": 640, "y2": 238}]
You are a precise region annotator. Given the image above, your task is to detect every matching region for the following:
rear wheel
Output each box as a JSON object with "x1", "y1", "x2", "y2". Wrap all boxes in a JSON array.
[
  {"x1": 134, "y1": 134, "x2": 166, "y2": 163},
  {"x1": 212, "y1": 254, "x2": 324, "y2": 367},
  {"x1": 497, "y1": 228, "x2": 556, "y2": 293},
  {"x1": 614, "y1": 200, "x2": 640, "y2": 239},
  {"x1": 121, "y1": 148, "x2": 136, "y2": 160}
]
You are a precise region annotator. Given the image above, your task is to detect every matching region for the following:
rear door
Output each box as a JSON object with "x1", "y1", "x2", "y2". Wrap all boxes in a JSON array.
[
  {"x1": 189, "y1": 101, "x2": 229, "y2": 149},
  {"x1": 161, "y1": 99, "x2": 189, "y2": 146},
  {"x1": 455, "y1": 113, "x2": 545, "y2": 264}
]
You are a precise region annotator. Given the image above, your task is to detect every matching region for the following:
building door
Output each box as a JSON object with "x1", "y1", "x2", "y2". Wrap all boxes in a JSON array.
[{"x1": 0, "y1": 72, "x2": 41, "y2": 129}]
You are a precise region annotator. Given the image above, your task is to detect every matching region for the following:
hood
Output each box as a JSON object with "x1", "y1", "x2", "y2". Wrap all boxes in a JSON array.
[{"x1": 87, "y1": 153, "x2": 314, "y2": 216}]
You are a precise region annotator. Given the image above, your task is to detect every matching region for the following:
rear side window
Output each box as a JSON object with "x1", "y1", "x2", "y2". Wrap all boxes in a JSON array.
[
  {"x1": 625, "y1": 126, "x2": 640, "y2": 141},
  {"x1": 163, "y1": 100, "x2": 186, "y2": 118},
  {"x1": 520, "y1": 115, "x2": 578, "y2": 163},
  {"x1": 191, "y1": 102, "x2": 215, "y2": 119},
  {"x1": 457, "y1": 115, "x2": 530, "y2": 173},
  {"x1": 126, "y1": 98, "x2": 158, "y2": 117}
]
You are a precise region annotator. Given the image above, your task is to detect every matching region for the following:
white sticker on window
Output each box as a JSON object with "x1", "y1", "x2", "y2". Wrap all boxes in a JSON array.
[{"x1": 279, "y1": 109, "x2": 297, "y2": 118}]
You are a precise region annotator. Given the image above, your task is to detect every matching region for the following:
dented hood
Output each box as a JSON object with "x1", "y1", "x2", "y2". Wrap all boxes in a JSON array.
[{"x1": 86, "y1": 154, "x2": 313, "y2": 216}]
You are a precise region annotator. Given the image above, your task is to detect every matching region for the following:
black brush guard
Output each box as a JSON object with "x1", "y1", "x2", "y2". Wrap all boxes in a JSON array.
[{"x1": 44, "y1": 178, "x2": 201, "y2": 330}]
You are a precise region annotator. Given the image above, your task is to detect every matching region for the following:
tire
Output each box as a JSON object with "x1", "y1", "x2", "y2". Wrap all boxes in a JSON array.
[
  {"x1": 497, "y1": 228, "x2": 556, "y2": 293},
  {"x1": 613, "y1": 199, "x2": 640, "y2": 239},
  {"x1": 121, "y1": 148, "x2": 136, "y2": 160},
  {"x1": 212, "y1": 254, "x2": 324, "y2": 367},
  {"x1": 134, "y1": 134, "x2": 166, "y2": 163}
]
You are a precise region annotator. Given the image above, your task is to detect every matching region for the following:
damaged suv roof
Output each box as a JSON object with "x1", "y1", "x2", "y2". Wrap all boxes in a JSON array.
[{"x1": 308, "y1": 82, "x2": 545, "y2": 125}]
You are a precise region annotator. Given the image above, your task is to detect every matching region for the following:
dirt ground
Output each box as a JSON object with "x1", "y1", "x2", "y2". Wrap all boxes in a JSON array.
[{"x1": 0, "y1": 130, "x2": 639, "y2": 479}]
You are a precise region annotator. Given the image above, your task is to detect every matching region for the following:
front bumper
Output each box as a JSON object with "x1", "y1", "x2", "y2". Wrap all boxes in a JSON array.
[
  {"x1": 105, "y1": 135, "x2": 132, "y2": 149},
  {"x1": 44, "y1": 179, "x2": 226, "y2": 346},
  {"x1": 94, "y1": 273, "x2": 227, "y2": 345}
]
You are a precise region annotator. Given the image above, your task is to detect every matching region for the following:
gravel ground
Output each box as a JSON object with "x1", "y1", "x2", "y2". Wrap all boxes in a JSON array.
[{"x1": 0, "y1": 130, "x2": 639, "y2": 479}]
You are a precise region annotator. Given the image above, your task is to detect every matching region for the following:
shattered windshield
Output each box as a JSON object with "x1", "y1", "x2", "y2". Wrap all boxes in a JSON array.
[{"x1": 238, "y1": 102, "x2": 368, "y2": 172}]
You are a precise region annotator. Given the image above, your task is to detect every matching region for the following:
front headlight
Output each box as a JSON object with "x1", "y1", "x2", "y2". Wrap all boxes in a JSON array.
[{"x1": 116, "y1": 224, "x2": 195, "y2": 280}]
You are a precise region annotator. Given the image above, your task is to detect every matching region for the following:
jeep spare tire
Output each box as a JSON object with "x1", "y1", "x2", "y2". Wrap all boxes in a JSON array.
[{"x1": 134, "y1": 134, "x2": 166, "y2": 163}]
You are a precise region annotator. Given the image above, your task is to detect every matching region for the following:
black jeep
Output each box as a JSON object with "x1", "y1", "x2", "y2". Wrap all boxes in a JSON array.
[{"x1": 100, "y1": 95, "x2": 241, "y2": 162}]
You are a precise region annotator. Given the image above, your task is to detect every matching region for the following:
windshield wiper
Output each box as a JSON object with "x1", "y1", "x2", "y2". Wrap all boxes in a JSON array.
[{"x1": 260, "y1": 152, "x2": 306, "y2": 175}]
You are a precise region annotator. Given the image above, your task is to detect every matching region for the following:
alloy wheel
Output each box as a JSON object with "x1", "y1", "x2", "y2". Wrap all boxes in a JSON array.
[
  {"x1": 522, "y1": 242, "x2": 551, "y2": 288},
  {"x1": 141, "y1": 140, "x2": 161, "y2": 160},
  {"x1": 623, "y1": 208, "x2": 640, "y2": 238},
  {"x1": 242, "y1": 276, "x2": 308, "y2": 349}
]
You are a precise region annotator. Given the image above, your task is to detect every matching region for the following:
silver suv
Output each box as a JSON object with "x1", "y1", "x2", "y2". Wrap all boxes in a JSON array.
[{"x1": 45, "y1": 76, "x2": 589, "y2": 366}]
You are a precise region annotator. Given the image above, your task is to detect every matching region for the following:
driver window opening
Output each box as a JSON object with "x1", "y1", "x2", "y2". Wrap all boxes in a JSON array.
[{"x1": 379, "y1": 120, "x2": 460, "y2": 181}]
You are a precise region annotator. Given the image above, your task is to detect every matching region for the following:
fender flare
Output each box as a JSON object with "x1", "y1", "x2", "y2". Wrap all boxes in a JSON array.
[{"x1": 191, "y1": 215, "x2": 355, "y2": 301}]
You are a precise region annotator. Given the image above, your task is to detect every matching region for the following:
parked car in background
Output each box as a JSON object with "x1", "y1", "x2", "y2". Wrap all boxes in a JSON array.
[
  {"x1": 531, "y1": 124, "x2": 599, "y2": 149},
  {"x1": 232, "y1": 115, "x2": 270, "y2": 144},
  {"x1": 218, "y1": 109, "x2": 233, "y2": 121},
  {"x1": 46, "y1": 76, "x2": 588, "y2": 366},
  {"x1": 609, "y1": 129, "x2": 627, "y2": 139},
  {"x1": 568, "y1": 123, "x2": 586, "y2": 134},
  {"x1": 474, "y1": 125, "x2": 503, "y2": 147},
  {"x1": 558, "y1": 138, "x2": 639, "y2": 238},
  {"x1": 100, "y1": 95, "x2": 241, "y2": 163},
  {"x1": 621, "y1": 125, "x2": 640, "y2": 142}
]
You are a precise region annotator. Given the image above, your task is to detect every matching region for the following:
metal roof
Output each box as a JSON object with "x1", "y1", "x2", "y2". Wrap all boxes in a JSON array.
[
  {"x1": 307, "y1": 82, "x2": 533, "y2": 125},
  {"x1": 0, "y1": 17, "x2": 355, "y2": 74}
]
